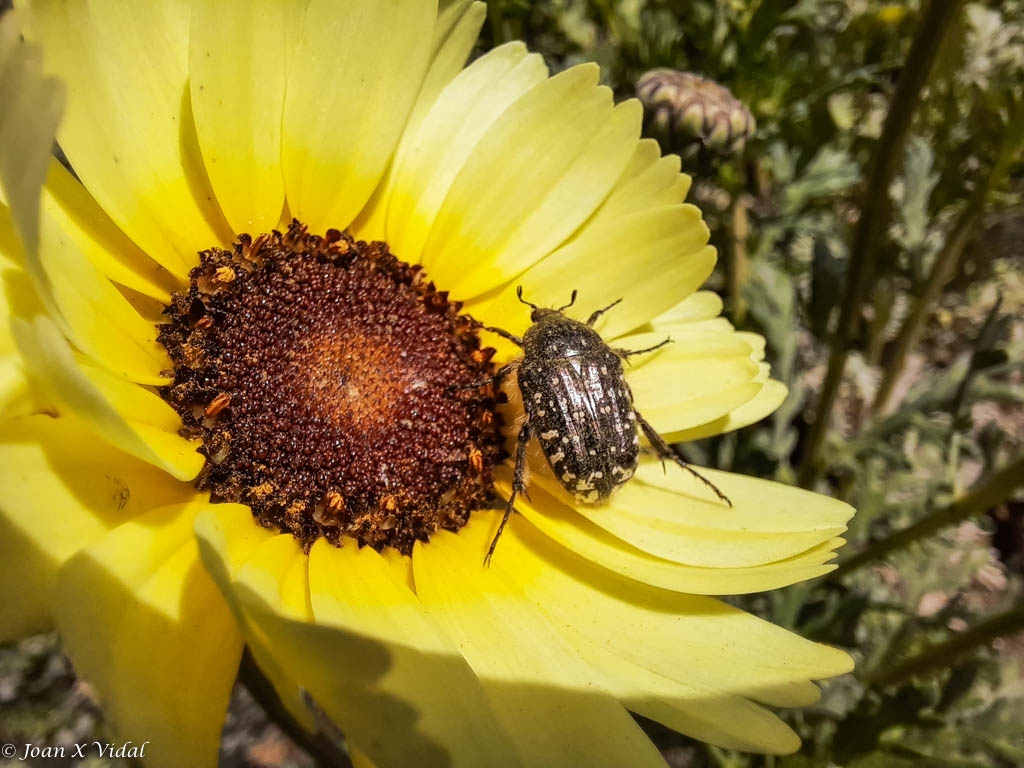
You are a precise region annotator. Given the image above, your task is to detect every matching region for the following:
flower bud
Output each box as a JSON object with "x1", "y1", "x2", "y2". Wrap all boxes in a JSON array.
[{"x1": 636, "y1": 69, "x2": 756, "y2": 156}]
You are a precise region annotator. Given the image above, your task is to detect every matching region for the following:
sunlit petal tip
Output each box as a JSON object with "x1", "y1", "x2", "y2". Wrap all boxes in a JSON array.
[
  {"x1": 652, "y1": 290, "x2": 725, "y2": 325},
  {"x1": 423, "y1": 62, "x2": 630, "y2": 298},
  {"x1": 350, "y1": 0, "x2": 488, "y2": 240},
  {"x1": 630, "y1": 459, "x2": 856, "y2": 531},
  {"x1": 382, "y1": 39, "x2": 549, "y2": 261}
]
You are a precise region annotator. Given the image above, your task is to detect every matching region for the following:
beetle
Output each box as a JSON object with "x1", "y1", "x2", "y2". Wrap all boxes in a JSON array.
[{"x1": 476, "y1": 287, "x2": 731, "y2": 564}]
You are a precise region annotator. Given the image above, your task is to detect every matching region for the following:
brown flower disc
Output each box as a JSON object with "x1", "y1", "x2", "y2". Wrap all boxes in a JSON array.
[{"x1": 159, "y1": 221, "x2": 504, "y2": 554}]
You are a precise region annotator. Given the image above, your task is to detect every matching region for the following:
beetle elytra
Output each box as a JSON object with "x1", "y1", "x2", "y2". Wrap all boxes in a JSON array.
[{"x1": 475, "y1": 288, "x2": 731, "y2": 564}]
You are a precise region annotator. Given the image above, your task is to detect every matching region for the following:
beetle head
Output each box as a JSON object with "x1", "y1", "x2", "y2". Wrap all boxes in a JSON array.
[{"x1": 517, "y1": 286, "x2": 578, "y2": 321}]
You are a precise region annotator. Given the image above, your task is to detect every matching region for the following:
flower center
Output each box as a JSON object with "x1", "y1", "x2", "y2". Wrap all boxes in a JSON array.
[{"x1": 158, "y1": 221, "x2": 504, "y2": 554}]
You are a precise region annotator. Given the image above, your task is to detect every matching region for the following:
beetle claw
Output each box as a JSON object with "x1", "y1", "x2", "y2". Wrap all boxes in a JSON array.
[{"x1": 635, "y1": 408, "x2": 732, "y2": 507}]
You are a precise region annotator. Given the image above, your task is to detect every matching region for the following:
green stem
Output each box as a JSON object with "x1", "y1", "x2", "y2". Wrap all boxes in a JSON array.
[
  {"x1": 238, "y1": 648, "x2": 353, "y2": 768},
  {"x1": 833, "y1": 450, "x2": 1024, "y2": 578},
  {"x1": 797, "y1": 0, "x2": 965, "y2": 488},
  {"x1": 593, "y1": 0, "x2": 625, "y2": 48},
  {"x1": 864, "y1": 278, "x2": 895, "y2": 368},
  {"x1": 864, "y1": 603, "x2": 1024, "y2": 688},
  {"x1": 871, "y1": 195, "x2": 984, "y2": 416},
  {"x1": 770, "y1": 582, "x2": 813, "y2": 629},
  {"x1": 871, "y1": 106, "x2": 1024, "y2": 416},
  {"x1": 487, "y1": 0, "x2": 505, "y2": 44}
]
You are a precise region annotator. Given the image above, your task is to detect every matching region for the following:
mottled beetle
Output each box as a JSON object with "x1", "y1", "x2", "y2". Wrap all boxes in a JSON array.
[{"x1": 476, "y1": 287, "x2": 731, "y2": 563}]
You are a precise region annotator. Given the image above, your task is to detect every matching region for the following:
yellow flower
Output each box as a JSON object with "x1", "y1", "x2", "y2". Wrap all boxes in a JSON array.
[{"x1": 0, "y1": 2, "x2": 854, "y2": 767}]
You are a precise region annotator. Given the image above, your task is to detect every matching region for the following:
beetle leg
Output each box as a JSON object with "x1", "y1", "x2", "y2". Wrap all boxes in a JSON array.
[
  {"x1": 452, "y1": 360, "x2": 518, "y2": 391},
  {"x1": 615, "y1": 337, "x2": 672, "y2": 360},
  {"x1": 633, "y1": 410, "x2": 732, "y2": 507},
  {"x1": 586, "y1": 297, "x2": 623, "y2": 326},
  {"x1": 482, "y1": 326, "x2": 525, "y2": 347},
  {"x1": 485, "y1": 422, "x2": 532, "y2": 565}
]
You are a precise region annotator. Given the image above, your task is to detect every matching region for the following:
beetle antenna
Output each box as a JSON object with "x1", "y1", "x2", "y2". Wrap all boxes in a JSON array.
[
  {"x1": 515, "y1": 285, "x2": 540, "y2": 311},
  {"x1": 555, "y1": 290, "x2": 578, "y2": 313}
]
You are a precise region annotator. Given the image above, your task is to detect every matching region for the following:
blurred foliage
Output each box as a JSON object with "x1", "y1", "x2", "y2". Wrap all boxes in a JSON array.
[{"x1": 485, "y1": 0, "x2": 1024, "y2": 766}]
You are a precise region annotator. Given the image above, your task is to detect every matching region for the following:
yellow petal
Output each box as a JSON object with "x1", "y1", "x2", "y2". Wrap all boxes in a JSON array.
[
  {"x1": 13, "y1": 315, "x2": 203, "y2": 479},
  {"x1": 350, "y1": 746, "x2": 378, "y2": 768},
  {"x1": 0, "y1": 10, "x2": 64, "y2": 261},
  {"x1": 629, "y1": 458, "x2": 855, "y2": 530},
  {"x1": 474, "y1": 212, "x2": 714, "y2": 342},
  {"x1": 737, "y1": 331, "x2": 767, "y2": 361},
  {"x1": 624, "y1": 332, "x2": 762, "y2": 434},
  {"x1": 282, "y1": 0, "x2": 437, "y2": 233},
  {"x1": 667, "y1": 378, "x2": 788, "y2": 443},
  {"x1": 192, "y1": 505, "x2": 316, "y2": 733},
  {"x1": 414, "y1": 529, "x2": 668, "y2": 768},
  {"x1": 192, "y1": 506, "x2": 277, "y2": 593},
  {"x1": 236, "y1": 534, "x2": 313, "y2": 616},
  {"x1": 0, "y1": 220, "x2": 45, "y2": 417},
  {"x1": 0, "y1": 414, "x2": 190, "y2": 640},
  {"x1": 571, "y1": 496, "x2": 845, "y2": 569},
  {"x1": 22, "y1": 0, "x2": 232, "y2": 277},
  {"x1": 650, "y1": 290, "x2": 724, "y2": 326},
  {"x1": 351, "y1": 0, "x2": 488, "y2": 241},
  {"x1": 496, "y1": 470, "x2": 844, "y2": 594},
  {"x1": 54, "y1": 502, "x2": 243, "y2": 768},
  {"x1": 577, "y1": 641, "x2": 803, "y2": 753},
  {"x1": 471, "y1": 516, "x2": 853, "y2": 706},
  {"x1": 597, "y1": 142, "x2": 692, "y2": 219},
  {"x1": 404, "y1": 0, "x2": 489, "y2": 140},
  {"x1": 431, "y1": 98, "x2": 642, "y2": 297},
  {"x1": 477, "y1": 100, "x2": 642, "y2": 281},
  {"x1": 42, "y1": 161, "x2": 179, "y2": 302},
  {"x1": 616, "y1": 321, "x2": 786, "y2": 441},
  {"x1": 452, "y1": 518, "x2": 821, "y2": 753},
  {"x1": 524, "y1": 455, "x2": 850, "y2": 568},
  {"x1": 612, "y1": 137, "x2": 662, "y2": 186},
  {"x1": 385, "y1": 42, "x2": 548, "y2": 262},
  {"x1": 307, "y1": 540, "x2": 521, "y2": 767},
  {"x1": 213, "y1": 532, "x2": 520, "y2": 768},
  {"x1": 5, "y1": 151, "x2": 170, "y2": 390},
  {"x1": 0, "y1": 345, "x2": 32, "y2": 418},
  {"x1": 190, "y1": 0, "x2": 301, "y2": 233},
  {"x1": 426, "y1": 65, "x2": 642, "y2": 298},
  {"x1": 15, "y1": 193, "x2": 173, "y2": 384}
]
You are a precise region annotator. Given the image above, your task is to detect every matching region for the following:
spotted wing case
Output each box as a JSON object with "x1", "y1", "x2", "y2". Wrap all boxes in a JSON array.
[{"x1": 517, "y1": 317, "x2": 639, "y2": 503}]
